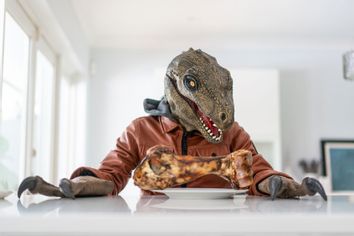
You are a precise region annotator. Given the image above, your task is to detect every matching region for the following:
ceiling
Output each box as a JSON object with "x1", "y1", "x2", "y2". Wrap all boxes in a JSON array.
[{"x1": 71, "y1": 0, "x2": 354, "y2": 49}]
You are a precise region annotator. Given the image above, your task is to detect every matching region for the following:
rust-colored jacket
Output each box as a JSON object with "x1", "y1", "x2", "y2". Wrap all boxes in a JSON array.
[{"x1": 71, "y1": 116, "x2": 290, "y2": 196}]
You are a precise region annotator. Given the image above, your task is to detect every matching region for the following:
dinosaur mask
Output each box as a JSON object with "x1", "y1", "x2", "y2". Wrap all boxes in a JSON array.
[{"x1": 164, "y1": 48, "x2": 234, "y2": 143}]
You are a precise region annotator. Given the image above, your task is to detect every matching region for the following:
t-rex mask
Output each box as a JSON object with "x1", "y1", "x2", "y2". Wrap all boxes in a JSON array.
[{"x1": 164, "y1": 48, "x2": 234, "y2": 143}]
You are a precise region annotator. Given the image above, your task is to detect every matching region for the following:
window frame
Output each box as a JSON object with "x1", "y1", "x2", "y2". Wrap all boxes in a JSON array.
[{"x1": 1, "y1": 0, "x2": 59, "y2": 183}]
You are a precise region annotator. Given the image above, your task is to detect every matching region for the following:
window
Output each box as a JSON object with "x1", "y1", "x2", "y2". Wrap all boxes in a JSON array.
[
  {"x1": 57, "y1": 76, "x2": 86, "y2": 180},
  {"x1": 0, "y1": 3, "x2": 58, "y2": 188},
  {"x1": 31, "y1": 50, "x2": 55, "y2": 180},
  {"x1": 0, "y1": 12, "x2": 30, "y2": 189},
  {"x1": 57, "y1": 76, "x2": 71, "y2": 179},
  {"x1": 0, "y1": 0, "x2": 87, "y2": 191}
]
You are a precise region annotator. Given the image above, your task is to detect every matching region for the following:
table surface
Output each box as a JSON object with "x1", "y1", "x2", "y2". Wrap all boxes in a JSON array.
[{"x1": 1, "y1": 193, "x2": 354, "y2": 235}]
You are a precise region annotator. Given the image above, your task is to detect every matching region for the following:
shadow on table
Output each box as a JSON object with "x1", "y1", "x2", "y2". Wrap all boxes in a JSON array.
[
  {"x1": 16, "y1": 194, "x2": 330, "y2": 215},
  {"x1": 17, "y1": 195, "x2": 131, "y2": 215},
  {"x1": 0, "y1": 198, "x2": 12, "y2": 210},
  {"x1": 243, "y1": 195, "x2": 328, "y2": 214},
  {"x1": 134, "y1": 195, "x2": 329, "y2": 214},
  {"x1": 134, "y1": 195, "x2": 248, "y2": 213}
]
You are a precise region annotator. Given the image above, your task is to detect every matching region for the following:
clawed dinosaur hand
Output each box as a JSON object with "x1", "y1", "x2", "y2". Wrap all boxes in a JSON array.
[
  {"x1": 258, "y1": 175, "x2": 327, "y2": 201},
  {"x1": 17, "y1": 175, "x2": 114, "y2": 199},
  {"x1": 18, "y1": 176, "x2": 65, "y2": 198}
]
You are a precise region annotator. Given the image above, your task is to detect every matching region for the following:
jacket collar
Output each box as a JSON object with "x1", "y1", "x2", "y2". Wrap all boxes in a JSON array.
[
  {"x1": 160, "y1": 116, "x2": 181, "y2": 133},
  {"x1": 160, "y1": 116, "x2": 205, "y2": 138}
]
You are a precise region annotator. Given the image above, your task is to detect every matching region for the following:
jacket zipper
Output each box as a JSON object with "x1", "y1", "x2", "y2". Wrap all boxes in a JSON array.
[
  {"x1": 181, "y1": 130, "x2": 188, "y2": 155},
  {"x1": 180, "y1": 130, "x2": 188, "y2": 188}
]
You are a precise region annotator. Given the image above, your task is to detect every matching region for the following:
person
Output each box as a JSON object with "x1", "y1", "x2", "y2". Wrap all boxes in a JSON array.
[{"x1": 18, "y1": 49, "x2": 326, "y2": 200}]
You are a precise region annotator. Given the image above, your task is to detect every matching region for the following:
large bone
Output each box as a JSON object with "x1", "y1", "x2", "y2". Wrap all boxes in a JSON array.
[{"x1": 133, "y1": 145, "x2": 253, "y2": 190}]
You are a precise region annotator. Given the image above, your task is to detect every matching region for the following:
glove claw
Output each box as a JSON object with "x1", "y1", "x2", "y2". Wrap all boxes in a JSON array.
[
  {"x1": 59, "y1": 178, "x2": 75, "y2": 199},
  {"x1": 17, "y1": 176, "x2": 38, "y2": 198},
  {"x1": 303, "y1": 177, "x2": 327, "y2": 201},
  {"x1": 269, "y1": 175, "x2": 282, "y2": 200}
]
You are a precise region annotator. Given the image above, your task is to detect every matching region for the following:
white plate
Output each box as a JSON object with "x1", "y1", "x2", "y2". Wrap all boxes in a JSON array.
[
  {"x1": 0, "y1": 191, "x2": 12, "y2": 199},
  {"x1": 152, "y1": 188, "x2": 248, "y2": 199}
]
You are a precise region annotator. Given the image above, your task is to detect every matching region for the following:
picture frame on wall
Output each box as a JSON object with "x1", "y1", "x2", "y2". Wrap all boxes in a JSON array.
[{"x1": 321, "y1": 140, "x2": 354, "y2": 193}]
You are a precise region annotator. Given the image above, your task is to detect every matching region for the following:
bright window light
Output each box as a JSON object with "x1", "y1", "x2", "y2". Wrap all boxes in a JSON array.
[
  {"x1": 57, "y1": 77, "x2": 87, "y2": 180},
  {"x1": 0, "y1": 12, "x2": 29, "y2": 190},
  {"x1": 31, "y1": 51, "x2": 55, "y2": 180}
]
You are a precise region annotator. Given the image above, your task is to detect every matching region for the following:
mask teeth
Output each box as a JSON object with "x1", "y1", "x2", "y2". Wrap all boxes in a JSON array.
[{"x1": 199, "y1": 117, "x2": 222, "y2": 141}]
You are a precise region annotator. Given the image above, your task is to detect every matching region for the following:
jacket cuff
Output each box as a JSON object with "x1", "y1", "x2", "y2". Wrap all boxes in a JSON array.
[
  {"x1": 249, "y1": 170, "x2": 292, "y2": 196},
  {"x1": 70, "y1": 167, "x2": 108, "y2": 180}
]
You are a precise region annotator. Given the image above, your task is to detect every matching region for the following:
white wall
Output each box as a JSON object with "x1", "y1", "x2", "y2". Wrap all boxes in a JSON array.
[
  {"x1": 20, "y1": 0, "x2": 90, "y2": 76},
  {"x1": 87, "y1": 47, "x2": 354, "y2": 179},
  {"x1": 46, "y1": 0, "x2": 90, "y2": 75},
  {"x1": 234, "y1": 69, "x2": 281, "y2": 170}
]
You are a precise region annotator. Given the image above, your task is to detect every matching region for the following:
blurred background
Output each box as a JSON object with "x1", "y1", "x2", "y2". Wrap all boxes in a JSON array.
[{"x1": 0, "y1": 0, "x2": 354, "y2": 199}]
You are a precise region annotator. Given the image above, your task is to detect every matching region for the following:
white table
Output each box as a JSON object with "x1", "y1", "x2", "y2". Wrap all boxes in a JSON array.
[{"x1": 1, "y1": 193, "x2": 354, "y2": 235}]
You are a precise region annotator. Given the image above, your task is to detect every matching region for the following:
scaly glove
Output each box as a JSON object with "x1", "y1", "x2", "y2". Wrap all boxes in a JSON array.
[
  {"x1": 17, "y1": 175, "x2": 114, "y2": 199},
  {"x1": 257, "y1": 175, "x2": 327, "y2": 201}
]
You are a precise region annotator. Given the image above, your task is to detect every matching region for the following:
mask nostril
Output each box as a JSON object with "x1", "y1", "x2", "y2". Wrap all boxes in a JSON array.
[{"x1": 220, "y1": 112, "x2": 226, "y2": 121}]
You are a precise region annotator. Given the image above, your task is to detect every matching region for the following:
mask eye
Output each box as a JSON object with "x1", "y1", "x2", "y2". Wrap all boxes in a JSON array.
[{"x1": 183, "y1": 75, "x2": 198, "y2": 91}]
